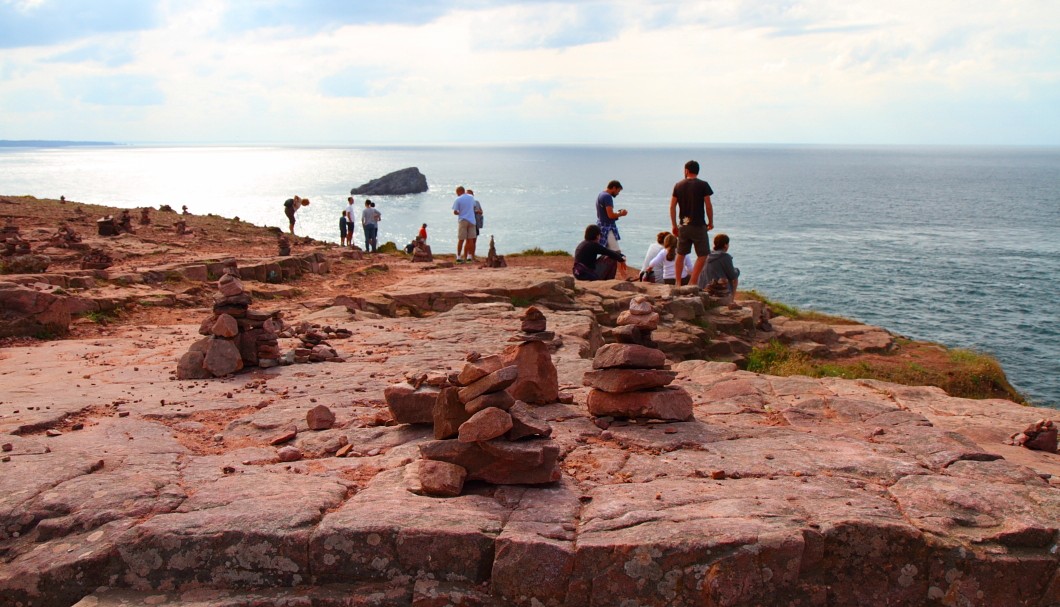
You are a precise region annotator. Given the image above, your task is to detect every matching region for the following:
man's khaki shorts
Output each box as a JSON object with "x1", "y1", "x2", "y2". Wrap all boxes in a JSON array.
[{"x1": 458, "y1": 219, "x2": 477, "y2": 240}]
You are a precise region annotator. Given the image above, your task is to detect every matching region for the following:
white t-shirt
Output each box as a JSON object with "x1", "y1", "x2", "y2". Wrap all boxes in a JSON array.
[
  {"x1": 649, "y1": 249, "x2": 694, "y2": 281},
  {"x1": 344, "y1": 203, "x2": 356, "y2": 221},
  {"x1": 641, "y1": 243, "x2": 664, "y2": 273}
]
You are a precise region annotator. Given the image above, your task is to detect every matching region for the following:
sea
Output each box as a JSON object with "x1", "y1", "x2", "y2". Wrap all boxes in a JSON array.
[{"x1": 1, "y1": 144, "x2": 1058, "y2": 408}]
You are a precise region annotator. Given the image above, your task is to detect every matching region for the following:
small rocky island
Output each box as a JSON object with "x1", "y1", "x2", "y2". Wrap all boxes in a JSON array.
[
  {"x1": 0, "y1": 195, "x2": 1057, "y2": 607},
  {"x1": 350, "y1": 166, "x2": 428, "y2": 196}
]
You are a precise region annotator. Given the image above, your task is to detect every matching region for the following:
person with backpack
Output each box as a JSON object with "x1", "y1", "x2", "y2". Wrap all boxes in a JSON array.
[{"x1": 283, "y1": 196, "x2": 309, "y2": 235}]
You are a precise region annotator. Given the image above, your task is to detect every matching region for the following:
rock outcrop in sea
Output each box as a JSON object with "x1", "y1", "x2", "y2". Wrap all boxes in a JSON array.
[{"x1": 349, "y1": 166, "x2": 428, "y2": 195}]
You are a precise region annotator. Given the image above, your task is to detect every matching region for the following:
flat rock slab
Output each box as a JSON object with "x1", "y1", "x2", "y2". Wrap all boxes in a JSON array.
[{"x1": 0, "y1": 269, "x2": 1057, "y2": 607}]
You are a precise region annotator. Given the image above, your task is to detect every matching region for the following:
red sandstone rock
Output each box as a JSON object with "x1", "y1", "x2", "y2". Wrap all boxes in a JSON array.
[
  {"x1": 384, "y1": 382, "x2": 440, "y2": 424},
  {"x1": 464, "y1": 390, "x2": 515, "y2": 415},
  {"x1": 433, "y1": 386, "x2": 472, "y2": 439},
  {"x1": 277, "y1": 446, "x2": 302, "y2": 462},
  {"x1": 507, "y1": 401, "x2": 553, "y2": 440},
  {"x1": 175, "y1": 350, "x2": 211, "y2": 380},
  {"x1": 406, "y1": 459, "x2": 467, "y2": 497},
  {"x1": 586, "y1": 386, "x2": 694, "y2": 420},
  {"x1": 458, "y1": 407, "x2": 513, "y2": 443},
  {"x1": 210, "y1": 313, "x2": 239, "y2": 338},
  {"x1": 616, "y1": 309, "x2": 660, "y2": 330},
  {"x1": 583, "y1": 368, "x2": 677, "y2": 392},
  {"x1": 501, "y1": 341, "x2": 559, "y2": 404},
  {"x1": 456, "y1": 355, "x2": 504, "y2": 386},
  {"x1": 592, "y1": 343, "x2": 667, "y2": 370},
  {"x1": 420, "y1": 438, "x2": 561, "y2": 485},
  {"x1": 217, "y1": 273, "x2": 245, "y2": 297},
  {"x1": 458, "y1": 365, "x2": 519, "y2": 403},
  {"x1": 203, "y1": 338, "x2": 243, "y2": 376},
  {"x1": 306, "y1": 405, "x2": 336, "y2": 431}
]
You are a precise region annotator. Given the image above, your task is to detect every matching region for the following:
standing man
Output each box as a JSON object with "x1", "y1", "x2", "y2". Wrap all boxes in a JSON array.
[
  {"x1": 670, "y1": 160, "x2": 714, "y2": 286},
  {"x1": 343, "y1": 196, "x2": 357, "y2": 247},
  {"x1": 361, "y1": 199, "x2": 380, "y2": 253},
  {"x1": 596, "y1": 180, "x2": 629, "y2": 280},
  {"x1": 452, "y1": 186, "x2": 477, "y2": 263}
]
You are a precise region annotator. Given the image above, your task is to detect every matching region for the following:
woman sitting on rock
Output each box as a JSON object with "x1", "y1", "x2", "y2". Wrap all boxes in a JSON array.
[
  {"x1": 573, "y1": 224, "x2": 626, "y2": 281},
  {"x1": 648, "y1": 233, "x2": 693, "y2": 285}
]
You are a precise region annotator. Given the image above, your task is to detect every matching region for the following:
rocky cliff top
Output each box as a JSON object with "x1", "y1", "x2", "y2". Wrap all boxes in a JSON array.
[{"x1": 0, "y1": 195, "x2": 1057, "y2": 607}]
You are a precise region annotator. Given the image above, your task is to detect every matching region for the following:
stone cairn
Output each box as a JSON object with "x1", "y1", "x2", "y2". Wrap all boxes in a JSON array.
[
  {"x1": 176, "y1": 270, "x2": 285, "y2": 378},
  {"x1": 80, "y1": 248, "x2": 114, "y2": 270},
  {"x1": 386, "y1": 320, "x2": 561, "y2": 497},
  {"x1": 174, "y1": 219, "x2": 190, "y2": 235},
  {"x1": 411, "y1": 238, "x2": 433, "y2": 263},
  {"x1": 1005, "y1": 419, "x2": 1057, "y2": 453},
  {"x1": 0, "y1": 223, "x2": 30, "y2": 257},
  {"x1": 117, "y1": 209, "x2": 134, "y2": 233},
  {"x1": 139, "y1": 207, "x2": 151, "y2": 225},
  {"x1": 277, "y1": 233, "x2": 292, "y2": 256},
  {"x1": 501, "y1": 306, "x2": 559, "y2": 404},
  {"x1": 583, "y1": 295, "x2": 693, "y2": 421},
  {"x1": 484, "y1": 235, "x2": 506, "y2": 268},
  {"x1": 47, "y1": 224, "x2": 82, "y2": 248},
  {"x1": 96, "y1": 216, "x2": 119, "y2": 236},
  {"x1": 281, "y1": 321, "x2": 347, "y2": 364}
]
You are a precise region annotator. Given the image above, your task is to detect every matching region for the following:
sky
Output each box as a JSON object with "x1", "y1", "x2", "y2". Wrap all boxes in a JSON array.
[{"x1": 0, "y1": 0, "x2": 1058, "y2": 145}]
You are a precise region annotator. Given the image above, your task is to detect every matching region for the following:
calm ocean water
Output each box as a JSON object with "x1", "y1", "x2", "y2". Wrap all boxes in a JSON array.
[{"x1": 2, "y1": 144, "x2": 1058, "y2": 407}]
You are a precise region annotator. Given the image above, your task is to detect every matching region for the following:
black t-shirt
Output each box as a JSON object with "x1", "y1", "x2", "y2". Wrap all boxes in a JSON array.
[
  {"x1": 574, "y1": 239, "x2": 623, "y2": 271},
  {"x1": 672, "y1": 178, "x2": 714, "y2": 226}
]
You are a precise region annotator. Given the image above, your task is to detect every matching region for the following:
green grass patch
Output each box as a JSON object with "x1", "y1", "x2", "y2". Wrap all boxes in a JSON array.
[
  {"x1": 83, "y1": 309, "x2": 121, "y2": 325},
  {"x1": 509, "y1": 247, "x2": 571, "y2": 257},
  {"x1": 744, "y1": 290, "x2": 859, "y2": 325},
  {"x1": 377, "y1": 241, "x2": 399, "y2": 253},
  {"x1": 510, "y1": 296, "x2": 538, "y2": 307}
]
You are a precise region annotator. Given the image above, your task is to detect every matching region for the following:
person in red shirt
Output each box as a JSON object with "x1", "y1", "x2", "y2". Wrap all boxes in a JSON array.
[{"x1": 418, "y1": 223, "x2": 428, "y2": 241}]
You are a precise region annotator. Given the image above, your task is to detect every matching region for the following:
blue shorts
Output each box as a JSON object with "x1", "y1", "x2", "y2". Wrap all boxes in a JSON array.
[{"x1": 339, "y1": 217, "x2": 348, "y2": 238}]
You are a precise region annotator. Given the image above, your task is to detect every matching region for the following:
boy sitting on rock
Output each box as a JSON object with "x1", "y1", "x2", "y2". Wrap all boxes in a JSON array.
[{"x1": 700, "y1": 233, "x2": 740, "y2": 302}]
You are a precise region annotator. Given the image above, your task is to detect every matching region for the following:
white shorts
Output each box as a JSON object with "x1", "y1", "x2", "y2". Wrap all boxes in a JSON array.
[{"x1": 604, "y1": 232, "x2": 621, "y2": 253}]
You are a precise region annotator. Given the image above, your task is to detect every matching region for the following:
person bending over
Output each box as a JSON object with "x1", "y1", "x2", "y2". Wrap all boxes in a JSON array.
[
  {"x1": 648, "y1": 234, "x2": 694, "y2": 285},
  {"x1": 283, "y1": 196, "x2": 309, "y2": 235},
  {"x1": 573, "y1": 224, "x2": 626, "y2": 281}
]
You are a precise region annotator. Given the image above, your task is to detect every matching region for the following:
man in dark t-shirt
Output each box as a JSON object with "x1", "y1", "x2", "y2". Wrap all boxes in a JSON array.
[{"x1": 669, "y1": 160, "x2": 714, "y2": 286}]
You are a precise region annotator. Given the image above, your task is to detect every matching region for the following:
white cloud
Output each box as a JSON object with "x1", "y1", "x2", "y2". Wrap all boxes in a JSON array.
[{"x1": 0, "y1": 0, "x2": 1057, "y2": 144}]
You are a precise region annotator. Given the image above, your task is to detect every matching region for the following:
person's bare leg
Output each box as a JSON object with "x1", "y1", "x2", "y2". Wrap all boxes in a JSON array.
[
  {"x1": 468, "y1": 238, "x2": 477, "y2": 261},
  {"x1": 673, "y1": 253, "x2": 686, "y2": 285},
  {"x1": 457, "y1": 239, "x2": 465, "y2": 261},
  {"x1": 689, "y1": 256, "x2": 707, "y2": 287}
]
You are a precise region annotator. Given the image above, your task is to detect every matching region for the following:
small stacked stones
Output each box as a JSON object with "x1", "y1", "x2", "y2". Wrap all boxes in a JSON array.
[
  {"x1": 582, "y1": 296, "x2": 693, "y2": 421},
  {"x1": 176, "y1": 270, "x2": 285, "y2": 378},
  {"x1": 174, "y1": 219, "x2": 190, "y2": 235},
  {"x1": 1005, "y1": 419, "x2": 1057, "y2": 453},
  {"x1": 292, "y1": 324, "x2": 344, "y2": 364},
  {"x1": 0, "y1": 224, "x2": 29, "y2": 256},
  {"x1": 139, "y1": 208, "x2": 151, "y2": 225},
  {"x1": 406, "y1": 351, "x2": 560, "y2": 497},
  {"x1": 117, "y1": 209, "x2": 134, "y2": 233},
  {"x1": 502, "y1": 306, "x2": 559, "y2": 404},
  {"x1": 96, "y1": 216, "x2": 119, "y2": 236},
  {"x1": 80, "y1": 248, "x2": 114, "y2": 270},
  {"x1": 48, "y1": 224, "x2": 82, "y2": 248},
  {"x1": 484, "y1": 235, "x2": 506, "y2": 268},
  {"x1": 411, "y1": 239, "x2": 433, "y2": 262},
  {"x1": 277, "y1": 233, "x2": 291, "y2": 256}
]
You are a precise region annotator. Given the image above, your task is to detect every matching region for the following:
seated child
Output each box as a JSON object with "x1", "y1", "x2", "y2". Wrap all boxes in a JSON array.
[
  {"x1": 647, "y1": 234, "x2": 693, "y2": 285},
  {"x1": 701, "y1": 233, "x2": 740, "y2": 300}
]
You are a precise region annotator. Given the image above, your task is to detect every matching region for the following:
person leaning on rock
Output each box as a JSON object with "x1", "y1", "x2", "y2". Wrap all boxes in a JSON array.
[
  {"x1": 284, "y1": 196, "x2": 309, "y2": 235},
  {"x1": 573, "y1": 224, "x2": 625, "y2": 281}
]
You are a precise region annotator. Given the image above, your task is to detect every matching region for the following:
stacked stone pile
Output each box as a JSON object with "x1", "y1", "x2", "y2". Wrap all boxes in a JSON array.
[
  {"x1": 47, "y1": 224, "x2": 82, "y2": 248},
  {"x1": 484, "y1": 235, "x2": 506, "y2": 268},
  {"x1": 501, "y1": 306, "x2": 559, "y2": 404},
  {"x1": 96, "y1": 216, "x2": 119, "y2": 236},
  {"x1": 80, "y1": 248, "x2": 114, "y2": 270},
  {"x1": 139, "y1": 208, "x2": 151, "y2": 225},
  {"x1": 411, "y1": 239, "x2": 433, "y2": 262},
  {"x1": 0, "y1": 223, "x2": 30, "y2": 256},
  {"x1": 117, "y1": 210, "x2": 134, "y2": 233},
  {"x1": 583, "y1": 296, "x2": 693, "y2": 421},
  {"x1": 411, "y1": 358, "x2": 560, "y2": 496},
  {"x1": 177, "y1": 271, "x2": 285, "y2": 378},
  {"x1": 1005, "y1": 419, "x2": 1057, "y2": 453},
  {"x1": 277, "y1": 233, "x2": 291, "y2": 256}
]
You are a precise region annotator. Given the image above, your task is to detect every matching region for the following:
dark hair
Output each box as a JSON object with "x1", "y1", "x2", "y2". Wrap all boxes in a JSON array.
[
  {"x1": 607, "y1": 180, "x2": 623, "y2": 190},
  {"x1": 656, "y1": 231, "x2": 668, "y2": 245},
  {"x1": 664, "y1": 233, "x2": 677, "y2": 262},
  {"x1": 713, "y1": 233, "x2": 730, "y2": 249},
  {"x1": 584, "y1": 224, "x2": 601, "y2": 241},
  {"x1": 685, "y1": 160, "x2": 700, "y2": 175}
]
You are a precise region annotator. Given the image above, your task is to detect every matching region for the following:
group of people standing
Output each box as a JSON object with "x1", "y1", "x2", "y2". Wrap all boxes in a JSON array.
[
  {"x1": 339, "y1": 197, "x2": 381, "y2": 252},
  {"x1": 451, "y1": 186, "x2": 484, "y2": 263},
  {"x1": 575, "y1": 160, "x2": 740, "y2": 300}
]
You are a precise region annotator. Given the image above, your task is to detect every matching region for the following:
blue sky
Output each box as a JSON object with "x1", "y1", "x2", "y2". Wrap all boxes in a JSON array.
[{"x1": 0, "y1": 0, "x2": 1057, "y2": 145}]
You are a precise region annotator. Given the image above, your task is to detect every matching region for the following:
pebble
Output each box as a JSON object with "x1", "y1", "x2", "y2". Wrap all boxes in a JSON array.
[
  {"x1": 277, "y1": 446, "x2": 303, "y2": 462},
  {"x1": 1, "y1": 443, "x2": 11, "y2": 452},
  {"x1": 46, "y1": 429, "x2": 62, "y2": 437}
]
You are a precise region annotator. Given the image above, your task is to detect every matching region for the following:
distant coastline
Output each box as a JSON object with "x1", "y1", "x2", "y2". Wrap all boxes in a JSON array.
[{"x1": 0, "y1": 140, "x2": 117, "y2": 148}]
